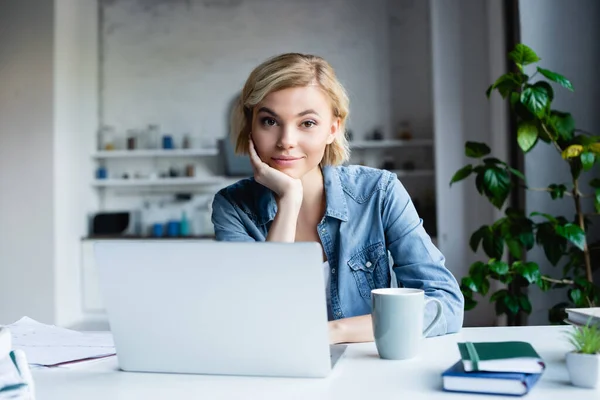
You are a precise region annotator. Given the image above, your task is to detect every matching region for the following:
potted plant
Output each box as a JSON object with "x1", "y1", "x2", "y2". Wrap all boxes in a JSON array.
[
  {"x1": 565, "y1": 321, "x2": 600, "y2": 388},
  {"x1": 450, "y1": 43, "x2": 600, "y2": 325}
]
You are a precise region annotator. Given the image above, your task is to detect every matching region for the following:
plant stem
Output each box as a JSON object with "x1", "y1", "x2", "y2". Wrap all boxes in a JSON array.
[
  {"x1": 541, "y1": 123, "x2": 564, "y2": 154},
  {"x1": 573, "y1": 178, "x2": 594, "y2": 282},
  {"x1": 541, "y1": 276, "x2": 574, "y2": 285}
]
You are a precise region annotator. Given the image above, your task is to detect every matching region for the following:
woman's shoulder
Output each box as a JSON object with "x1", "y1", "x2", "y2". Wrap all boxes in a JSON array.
[
  {"x1": 327, "y1": 165, "x2": 396, "y2": 201},
  {"x1": 330, "y1": 164, "x2": 394, "y2": 188}
]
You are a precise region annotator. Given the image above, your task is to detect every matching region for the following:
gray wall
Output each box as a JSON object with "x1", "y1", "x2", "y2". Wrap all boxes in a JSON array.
[
  {"x1": 520, "y1": 0, "x2": 600, "y2": 324},
  {"x1": 0, "y1": 1, "x2": 56, "y2": 323}
]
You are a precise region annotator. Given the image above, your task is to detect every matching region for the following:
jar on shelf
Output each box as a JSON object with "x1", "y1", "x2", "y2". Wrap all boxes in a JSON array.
[
  {"x1": 146, "y1": 124, "x2": 160, "y2": 149},
  {"x1": 98, "y1": 125, "x2": 116, "y2": 151}
]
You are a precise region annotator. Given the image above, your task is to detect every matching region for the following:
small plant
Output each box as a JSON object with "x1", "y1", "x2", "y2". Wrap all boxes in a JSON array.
[{"x1": 566, "y1": 321, "x2": 600, "y2": 354}]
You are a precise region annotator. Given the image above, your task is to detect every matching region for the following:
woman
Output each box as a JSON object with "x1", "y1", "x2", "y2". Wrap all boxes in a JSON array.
[{"x1": 211, "y1": 53, "x2": 464, "y2": 344}]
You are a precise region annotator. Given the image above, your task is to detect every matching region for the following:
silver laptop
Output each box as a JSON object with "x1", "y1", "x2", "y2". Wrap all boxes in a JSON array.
[{"x1": 94, "y1": 240, "x2": 345, "y2": 378}]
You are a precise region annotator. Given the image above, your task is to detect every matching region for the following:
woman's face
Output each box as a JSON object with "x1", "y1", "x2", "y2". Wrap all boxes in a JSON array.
[{"x1": 251, "y1": 85, "x2": 339, "y2": 179}]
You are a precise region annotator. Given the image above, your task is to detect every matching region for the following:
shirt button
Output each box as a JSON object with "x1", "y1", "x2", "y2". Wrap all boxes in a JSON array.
[
  {"x1": 321, "y1": 228, "x2": 326, "y2": 233},
  {"x1": 331, "y1": 268, "x2": 336, "y2": 274},
  {"x1": 365, "y1": 261, "x2": 372, "y2": 268},
  {"x1": 336, "y1": 311, "x2": 342, "y2": 316}
]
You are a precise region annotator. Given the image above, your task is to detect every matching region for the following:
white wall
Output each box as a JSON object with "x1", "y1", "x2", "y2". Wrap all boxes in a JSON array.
[
  {"x1": 520, "y1": 0, "x2": 600, "y2": 325},
  {"x1": 101, "y1": 0, "x2": 392, "y2": 144},
  {"x1": 54, "y1": 0, "x2": 99, "y2": 326},
  {"x1": 0, "y1": 1, "x2": 56, "y2": 324},
  {"x1": 431, "y1": 0, "x2": 507, "y2": 327}
]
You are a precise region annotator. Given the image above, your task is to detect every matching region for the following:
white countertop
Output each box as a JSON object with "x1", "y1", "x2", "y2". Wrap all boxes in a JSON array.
[{"x1": 31, "y1": 325, "x2": 598, "y2": 399}]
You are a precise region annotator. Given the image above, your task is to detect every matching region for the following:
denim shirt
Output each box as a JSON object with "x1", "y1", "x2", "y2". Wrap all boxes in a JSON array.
[{"x1": 211, "y1": 165, "x2": 464, "y2": 337}]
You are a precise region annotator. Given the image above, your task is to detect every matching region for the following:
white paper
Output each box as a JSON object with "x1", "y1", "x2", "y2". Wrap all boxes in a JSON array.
[{"x1": 4, "y1": 317, "x2": 115, "y2": 367}]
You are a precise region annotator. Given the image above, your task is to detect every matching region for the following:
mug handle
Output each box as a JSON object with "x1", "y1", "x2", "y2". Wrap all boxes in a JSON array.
[{"x1": 422, "y1": 297, "x2": 443, "y2": 337}]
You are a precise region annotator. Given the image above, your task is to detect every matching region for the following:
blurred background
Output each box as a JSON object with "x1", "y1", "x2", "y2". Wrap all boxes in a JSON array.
[{"x1": 0, "y1": 0, "x2": 598, "y2": 331}]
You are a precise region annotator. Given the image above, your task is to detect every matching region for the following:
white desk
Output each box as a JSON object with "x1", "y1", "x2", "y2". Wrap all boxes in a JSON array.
[{"x1": 32, "y1": 325, "x2": 598, "y2": 399}]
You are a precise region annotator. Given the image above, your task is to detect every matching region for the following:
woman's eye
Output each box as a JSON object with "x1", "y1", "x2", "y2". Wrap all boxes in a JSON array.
[
  {"x1": 261, "y1": 117, "x2": 277, "y2": 127},
  {"x1": 302, "y1": 120, "x2": 317, "y2": 128}
]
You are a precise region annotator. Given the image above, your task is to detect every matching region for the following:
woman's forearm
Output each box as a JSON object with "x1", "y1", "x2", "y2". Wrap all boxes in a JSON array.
[
  {"x1": 329, "y1": 314, "x2": 374, "y2": 344},
  {"x1": 266, "y1": 196, "x2": 301, "y2": 242}
]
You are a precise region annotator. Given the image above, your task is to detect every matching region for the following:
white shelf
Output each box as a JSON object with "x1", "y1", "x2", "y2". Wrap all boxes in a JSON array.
[
  {"x1": 92, "y1": 176, "x2": 233, "y2": 187},
  {"x1": 349, "y1": 139, "x2": 433, "y2": 149},
  {"x1": 390, "y1": 169, "x2": 435, "y2": 178},
  {"x1": 92, "y1": 148, "x2": 219, "y2": 159}
]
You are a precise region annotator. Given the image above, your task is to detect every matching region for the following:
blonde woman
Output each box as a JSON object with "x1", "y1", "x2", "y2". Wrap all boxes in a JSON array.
[{"x1": 211, "y1": 53, "x2": 464, "y2": 344}]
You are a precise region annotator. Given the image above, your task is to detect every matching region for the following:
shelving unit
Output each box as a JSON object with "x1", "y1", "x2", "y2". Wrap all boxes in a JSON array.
[
  {"x1": 92, "y1": 148, "x2": 218, "y2": 158},
  {"x1": 349, "y1": 139, "x2": 433, "y2": 149},
  {"x1": 91, "y1": 176, "x2": 234, "y2": 188},
  {"x1": 390, "y1": 169, "x2": 434, "y2": 178}
]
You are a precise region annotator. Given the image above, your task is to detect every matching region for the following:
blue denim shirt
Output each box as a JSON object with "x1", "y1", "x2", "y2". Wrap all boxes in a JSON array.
[{"x1": 211, "y1": 165, "x2": 464, "y2": 337}]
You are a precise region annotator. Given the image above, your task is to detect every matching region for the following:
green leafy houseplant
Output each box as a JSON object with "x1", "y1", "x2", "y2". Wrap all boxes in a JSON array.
[
  {"x1": 566, "y1": 322, "x2": 600, "y2": 355},
  {"x1": 450, "y1": 43, "x2": 600, "y2": 325}
]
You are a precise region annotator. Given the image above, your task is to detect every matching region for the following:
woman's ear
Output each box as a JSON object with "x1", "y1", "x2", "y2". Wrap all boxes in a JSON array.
[{"x1": 327, "y1": 118, "x2": 340, "y2": 145}]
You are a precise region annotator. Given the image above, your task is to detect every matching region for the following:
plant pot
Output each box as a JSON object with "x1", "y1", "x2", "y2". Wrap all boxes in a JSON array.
[{"x1": 566, "y1": 351, "x2": 600, "y2": 388}]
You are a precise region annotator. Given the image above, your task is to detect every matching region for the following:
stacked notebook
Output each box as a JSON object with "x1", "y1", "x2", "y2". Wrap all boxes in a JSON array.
[
  {"x1": 565, "y1": 307, "x2": 600, "y2": 327},
  {"x1": 442, "y1": 341, "x2": 545, "y2": 396}
]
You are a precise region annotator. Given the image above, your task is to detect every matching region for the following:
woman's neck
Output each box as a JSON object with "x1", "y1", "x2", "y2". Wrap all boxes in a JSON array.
[{"x1": 300, "y1": 166, "x2": 326, "y2": 216}]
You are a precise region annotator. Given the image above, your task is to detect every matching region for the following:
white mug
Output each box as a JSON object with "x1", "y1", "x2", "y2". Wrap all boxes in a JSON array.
[{"x1": 371, "y1": 288, "x2": 443, "y2": 360}]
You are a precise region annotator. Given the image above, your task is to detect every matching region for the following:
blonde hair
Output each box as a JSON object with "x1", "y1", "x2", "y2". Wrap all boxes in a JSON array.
[{"x1": 231, "y1": 53, "x2": 350, "y2": 166}]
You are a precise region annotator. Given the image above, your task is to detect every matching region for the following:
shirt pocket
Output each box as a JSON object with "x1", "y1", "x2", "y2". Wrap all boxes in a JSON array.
[{"x1": 347, "y1": 242, "x2": 389, "y2": 300}]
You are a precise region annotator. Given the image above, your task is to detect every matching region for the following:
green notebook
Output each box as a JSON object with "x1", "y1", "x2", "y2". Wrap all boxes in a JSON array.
[{"x1": 457, "y1": 341, "x2": 545, "y2": 374}]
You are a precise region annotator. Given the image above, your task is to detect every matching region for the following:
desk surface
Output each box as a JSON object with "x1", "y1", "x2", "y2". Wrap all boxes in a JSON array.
[{"x1": 32, "y1": 325, "x2": 598, "y2": 399}]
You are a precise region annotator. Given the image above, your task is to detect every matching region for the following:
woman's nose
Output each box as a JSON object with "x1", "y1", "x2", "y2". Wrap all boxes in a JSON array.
[{"x1": 277, "y1": 125, "x2": 298, "y2": 149}]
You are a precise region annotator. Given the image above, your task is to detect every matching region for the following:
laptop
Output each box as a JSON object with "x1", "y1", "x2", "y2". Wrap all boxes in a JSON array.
[{"x1": 94, "y1": 240, "x2": 345, "y2": 378}]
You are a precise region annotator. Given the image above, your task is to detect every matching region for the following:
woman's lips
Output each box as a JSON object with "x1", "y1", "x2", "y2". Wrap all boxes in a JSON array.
[{"x1": 271, "y1": 156, "x2": 302, "y2": 166}]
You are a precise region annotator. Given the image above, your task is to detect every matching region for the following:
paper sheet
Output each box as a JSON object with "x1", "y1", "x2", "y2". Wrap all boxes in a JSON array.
[{"x1": 4, "y1": 317, "x2": 115, "y2": 367}]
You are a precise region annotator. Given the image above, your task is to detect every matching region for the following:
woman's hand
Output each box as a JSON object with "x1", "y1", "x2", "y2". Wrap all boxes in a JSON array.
[{"x1": 248, "y1": 137, "x2": 303, "y2": 206}]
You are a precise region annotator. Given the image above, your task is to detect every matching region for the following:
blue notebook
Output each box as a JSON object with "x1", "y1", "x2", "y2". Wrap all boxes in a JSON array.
[{"x1": 442, "y1": 360, "x2": 542, "y2": 396}]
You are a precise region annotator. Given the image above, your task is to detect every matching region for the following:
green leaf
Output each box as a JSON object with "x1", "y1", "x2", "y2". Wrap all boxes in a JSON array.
[
  {"x1": 503, "y1": 294, "x2": 521, "y2": 315},
  {"x1": 464, "y1": 296, "x2": 478, "y2": 311},
  {"x1": 469, "y1": 261, "x2": 487, "y2": 276},
  {"x1": 548, "y1": 111, "x2": 575, "y2": 141},
  {"x1": 508, "y1": 44, "x2": 540, "y2": 67},
  {"x1": 581, "y1": 152, "x2": 595, "y2": 171},
  {"x1": 509, "y1": 167, "x2": 526, "y2": 181},
  {"x1": 510, "y1": 92, "x2": 520, "y2": 108},
  {"x1": 555, "y1": 223, "x2": 586, "y2": 251},
  {"x1": 486, "y1": 73, "x2": 522, "y2": 98},
  {"x1": 536, "y1": 222, "x2": 566, "y2": 265},
  {"x1": 537, "y1": 275, "x2": 552, "y2": 291},
  {"x1": 490, "y1": 289, "x2": 508, "y2": 303},
  {"x1": 531, "y1": 212, "x2": 558, "y2": 223},
  {"x1": 483, "y1": 167, "x2": 511, "y2": 209},
  {"x1": 569, "y1": 288, "x2": 583, "y2": 306},
  {"x1": 462, "y1": 277, "x2": 478, "y2": 293},
  {"x1": 534, "y1": 81, "x2": 554, "y2": 102},
  {"x1": 520, "y1": 84, "x2": 550, "y2": 118},
  {"x1": 517, "y1": 121, "x2": 539, "y2": 152},
  {"x1": 466, "y1": 142, "x2": 491, "y2": 158},
  {"x1": 470, "y1": 227, "x2": 487, "y2": 252},
  {"x1": 518, "y1": 294, "x2": 533, "y2": 314},
  {"x1": 536, "y1": 67, "x2": 574, "y2": 91},
  {"x1": 489, "y1": 260, "x2": 509, "y2": 275},
  {"x1": 548, "y1": 184, "x2": 567, "y2": 200},
  {"x1": 595, "y1": 189, "x2": 600, "y2": 213},
  {"x1": 482, "y1": 227, "x2": 504, "y2": 259},
  {"x1": 450, "y1": 164, "x2": 473, "y2": 186},
  {"x1": 590, "y1": 178, "x2": 600, "y2": 188},
  {"x1": 506, "y1": 238, "x2": 523, "y2": 259},
  {"x1": 518, "y1": 262, "x2": 541, "y2": 284}
]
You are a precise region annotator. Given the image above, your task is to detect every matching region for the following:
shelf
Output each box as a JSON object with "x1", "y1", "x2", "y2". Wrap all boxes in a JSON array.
[
  {"x1": 349, "y1": 139, "x2": 433, "y2": 149},
  {"x1": 390, "y1": 169, "x2": 435, "y2": 178},
  {"x1": 92, "y1": 148, "x2": 219, "y2": 158},
  {"x1": 92, "y1": 176, "x2": 232, "y2": 187}
]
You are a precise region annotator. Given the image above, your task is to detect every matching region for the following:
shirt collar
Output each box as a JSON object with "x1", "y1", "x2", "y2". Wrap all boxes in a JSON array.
[{"x1": 255, "y1": 165, "x2": 348, "y2": 224}]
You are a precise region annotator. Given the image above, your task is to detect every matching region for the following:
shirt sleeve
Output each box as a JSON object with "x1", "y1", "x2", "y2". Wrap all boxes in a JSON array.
[
  {"x1": 381, "y1": 172, "x2": 464, "y2": 336},
  {"x1": 211, "y1": 192, "x2": 256, "y2": 242}
]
